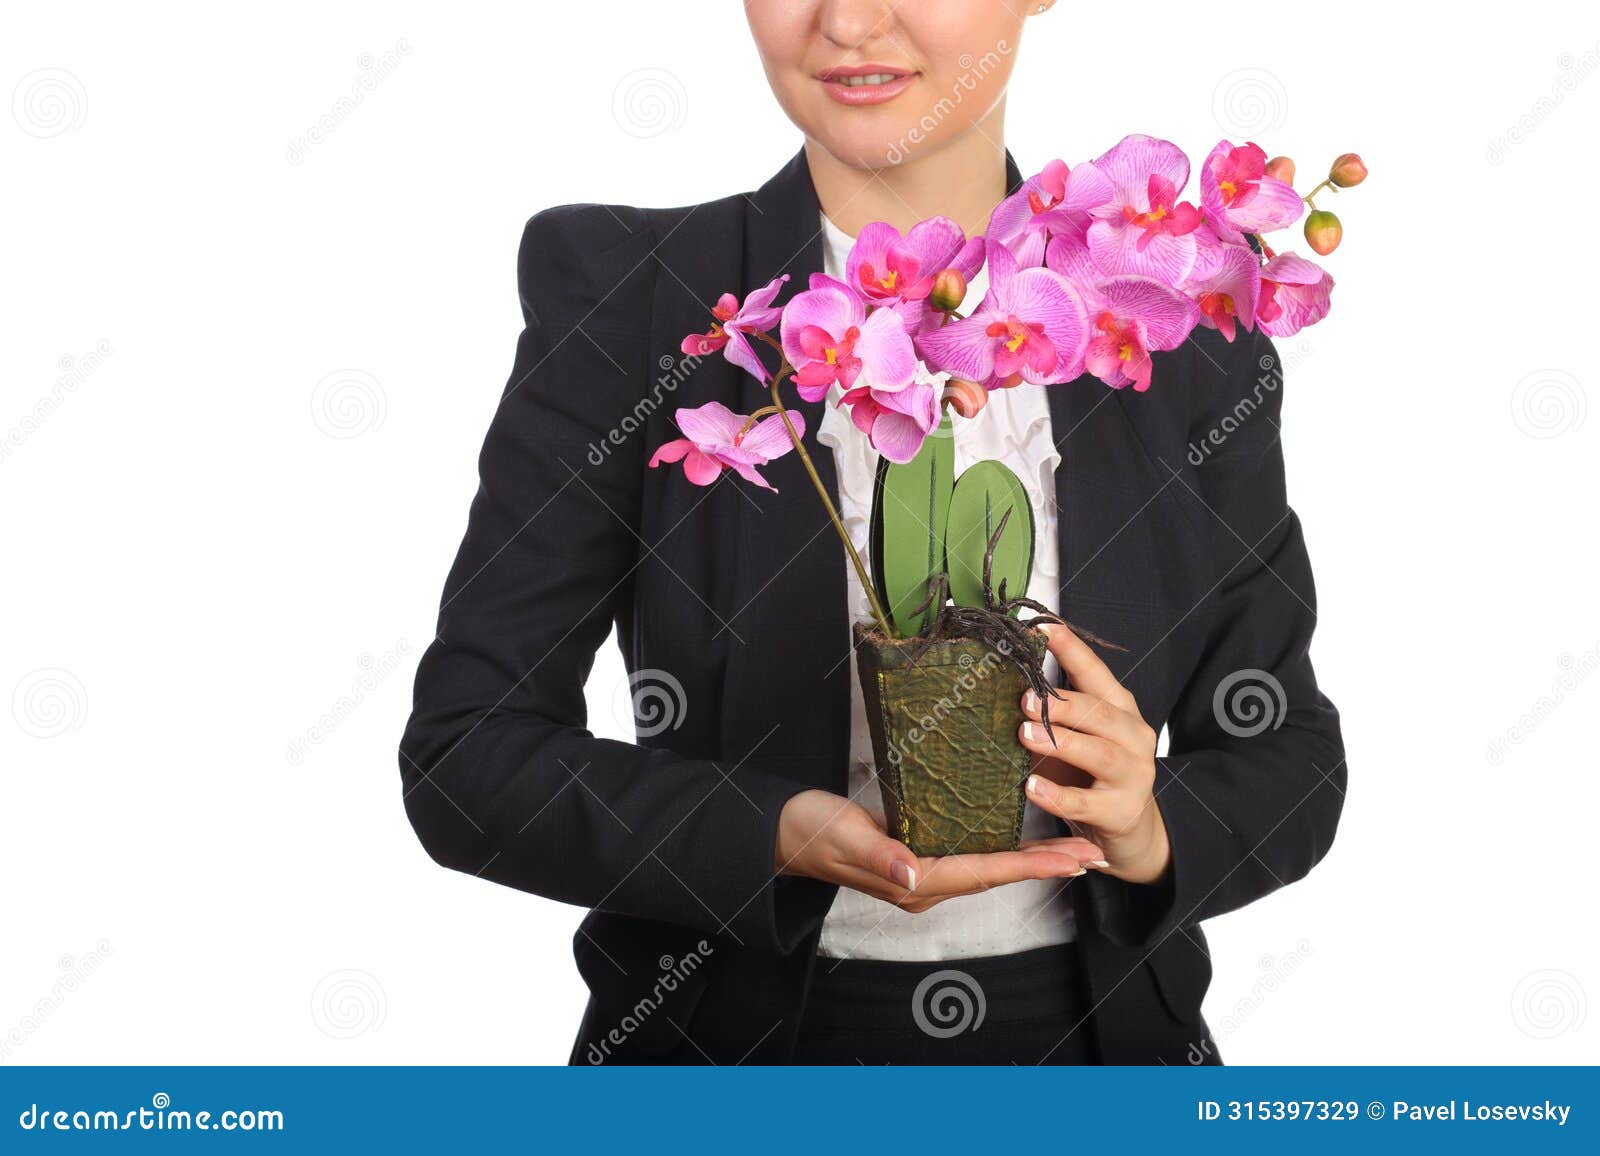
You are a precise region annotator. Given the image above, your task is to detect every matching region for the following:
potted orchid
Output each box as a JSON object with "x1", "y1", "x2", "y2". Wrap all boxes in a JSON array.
[{"x1": 651, "y1": 134, "x2": 1366, "y2": 856}]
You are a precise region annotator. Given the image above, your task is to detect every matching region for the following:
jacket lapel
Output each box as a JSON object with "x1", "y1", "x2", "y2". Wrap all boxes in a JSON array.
[{"x1": 719, "y1": 151, "x2": 848, "y2": 787}]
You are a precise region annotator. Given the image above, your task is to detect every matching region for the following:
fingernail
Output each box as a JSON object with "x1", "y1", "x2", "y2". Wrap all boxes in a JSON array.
[
  {"x1": 1027, "y1": 774, "x2": 1050, "y2": 799},
  {"x1": 1071, "y1": 868, "x2": 1088, "y2": 877},
  {"x1": 890, "y1": 861, "x2": 912, "y2": 889},
  {"x1": 1023, "y1": 722, "x2": 1040, "y2": 743},
  {"x1": 1089, "y1": 859, "x2": 1110, "y2": 868},
  {"x1": 1022, "y1": 689, "x2": 1039, "y2": 713}
]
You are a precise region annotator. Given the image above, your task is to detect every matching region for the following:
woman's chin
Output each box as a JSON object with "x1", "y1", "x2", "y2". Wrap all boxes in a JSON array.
[{"x1": 807, "y1": 117, "x2": 955, "y2": 172}]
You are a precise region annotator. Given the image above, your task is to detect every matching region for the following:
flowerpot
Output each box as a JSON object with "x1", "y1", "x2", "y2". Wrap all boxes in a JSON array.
[{"x1": 852, "y1": 622, "x2": 1041, "y2": 857}]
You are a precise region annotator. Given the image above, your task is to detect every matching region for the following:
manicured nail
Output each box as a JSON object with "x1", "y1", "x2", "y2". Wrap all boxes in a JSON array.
[
  {"x1": 1071, "y1": 868, "x2": 1088, "y2": 877},
  {"x1": 1088, "y1": 859, "x2": 1110, "y2": 868},
  {"x1": 1023, "y1": 722, "x2": 1041, "y2": 744},
  {"x1": 891, "y1": 861, "x2": 916, "y2": 890},
  {"x1": 1027, "y1": 774, "x2": 1050, "y2": 800},
  {"x1": 1022, "y1": 689, "x2": 1040, "y2": 713}
]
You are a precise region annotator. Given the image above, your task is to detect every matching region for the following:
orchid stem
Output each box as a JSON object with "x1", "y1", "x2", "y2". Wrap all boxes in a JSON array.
[
  {"x1": 736, "y1": 405, "x2": 781, "y2": 439},
  {"x1": 1301, "y1": 178, "x2": 1336, "y2": 209},
  {"x1": 764, "y1": 362, "x2": 896, "y2": 639}
]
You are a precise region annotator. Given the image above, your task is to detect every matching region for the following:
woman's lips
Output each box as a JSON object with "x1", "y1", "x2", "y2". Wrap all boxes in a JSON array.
[{"x1": 817, "y1": 67, "x2": 918, "y2": 107}]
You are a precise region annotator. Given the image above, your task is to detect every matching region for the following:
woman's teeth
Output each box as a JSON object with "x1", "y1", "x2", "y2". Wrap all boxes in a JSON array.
[{"x1": 838, "y1": 74, "x2": 900, "y2": 87}]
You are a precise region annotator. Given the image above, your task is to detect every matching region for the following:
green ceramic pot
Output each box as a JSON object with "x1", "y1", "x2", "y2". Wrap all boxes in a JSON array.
[{"x1": 853, "y1": 622, "x2": 1039, "y2": 857}]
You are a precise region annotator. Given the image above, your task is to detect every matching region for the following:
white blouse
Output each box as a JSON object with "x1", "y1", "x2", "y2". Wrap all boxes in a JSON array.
[{"x1": 814, "y1": 213, "x2": 1076, "y2": 961}]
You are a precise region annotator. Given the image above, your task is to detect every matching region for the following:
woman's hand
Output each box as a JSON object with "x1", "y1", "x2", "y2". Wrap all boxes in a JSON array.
[
  {"x1": 774, "y1": 788, "x2": 1103, "y2": 914},
  {"x1": 1017, "y1": 622, "x2": 1172, "y2": 886}
]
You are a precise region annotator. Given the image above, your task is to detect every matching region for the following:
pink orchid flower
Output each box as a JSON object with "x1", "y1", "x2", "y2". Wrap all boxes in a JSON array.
[
  {"x1": 846, "y1": 217, "x2": 984, "y2": 331},
  {"x1": 840, "y1": 378, "x2": 941, "y2": 464},
  {"x1": 1045, "y1": 235, "x2": 1198, "y2": 392},
  {"x1": 680, "y1": 274, "x2": 789, "y2": 383},
  {"x1": 1257, "y1": 253, "x2": 1334, "y2": 338},
  {"x1": 916, "y1": 240, "x2": 1088, "y2": 388},
  {"x1": 1183, "y1": 237, "x2": 1262, "y2": 343},
  {"x1": 986, "y1": 158, "x2": 1116, "y2": 268},
  {"x1": 1087, "y1": 135, "x2": 1204, "y2": 284},
  {"x1": 1199, "y1": 141, "x2": 1305, "y2": 244},
  {"x1": 648, "y1": 401, "x2": 804, "y2": 492},
  {"x1": 779, "y1": 275, "x2": 917, "y2": 403}
]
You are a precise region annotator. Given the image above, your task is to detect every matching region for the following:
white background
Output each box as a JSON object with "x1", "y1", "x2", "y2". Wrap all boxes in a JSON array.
[{"x1": 4, "y1": 1, "x2": 1597, "y2": 1065}]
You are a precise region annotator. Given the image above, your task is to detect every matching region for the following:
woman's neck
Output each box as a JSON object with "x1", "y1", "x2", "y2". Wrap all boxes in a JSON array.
[{"x1": 805, "y1": 105, "x2": 1009, "y2": 240}]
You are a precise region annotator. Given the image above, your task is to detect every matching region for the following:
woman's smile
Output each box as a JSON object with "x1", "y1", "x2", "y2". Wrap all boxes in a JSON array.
[{"x1": 817, "y1": 63, "x2": 919, "y2": 106}]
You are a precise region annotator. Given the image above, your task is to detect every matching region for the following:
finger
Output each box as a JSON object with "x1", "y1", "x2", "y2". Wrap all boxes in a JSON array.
[
  {"x1": 1018, "y1": 718, "x2": 1132, "y2": 782},
  {"x1": 1018, "y1": 835, "x2": 1108, "y2": 865},
  {"x1": 830, "y1": 862, "x2": 914, "y2": 906},
  {"x1": 1039, "y1": 621, "x2": 1136, "y2": 711},
  {"x1": 914, "y1": 847, "x2": 1090, "y2": 898},
  {"x1": 1022, "y1": 687, "x2": 1152, "y2": 751},
  {"x1": 1026, "y1": 773, "x2": 1132, "y2": 832}
]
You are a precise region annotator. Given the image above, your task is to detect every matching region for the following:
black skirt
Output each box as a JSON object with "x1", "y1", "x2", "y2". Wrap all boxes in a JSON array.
[{"x1": 791, "y1": 942, "x2": 1099, "y2": 1065}]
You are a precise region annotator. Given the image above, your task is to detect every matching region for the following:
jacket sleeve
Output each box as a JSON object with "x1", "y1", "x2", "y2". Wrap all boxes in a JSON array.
[
  {"x1": 1086, "y1": 327, "x2": 1347, "y2": 948},
  {"x1": 398, "y1": 207, "x2": 828, "y2": 955}
]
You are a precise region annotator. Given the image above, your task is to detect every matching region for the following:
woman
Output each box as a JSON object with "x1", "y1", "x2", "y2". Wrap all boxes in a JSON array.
[{"x1": 399, "y1": 0, "x2": 1344, "y2": 1065}]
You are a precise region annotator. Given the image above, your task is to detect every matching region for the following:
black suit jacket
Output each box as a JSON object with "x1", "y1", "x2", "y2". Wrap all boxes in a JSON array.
[{"x1": 399, "y1": 149, "x2": 1345, "y2": 1065}]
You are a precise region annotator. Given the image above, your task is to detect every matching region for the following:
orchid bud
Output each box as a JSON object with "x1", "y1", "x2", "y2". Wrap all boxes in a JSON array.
[
  {"x1": 1328, "y1": 153, "x2": 1367, "y2": 188},
  {"x1": 942, "y1": 378, "x2": 988, "y2": 419},
  {"x1": 1264, "y1": 155, "x2": 1296, "y2": 184},
  {"x1": 1304, "y1": 209, "x2": 1343, "y2": 256},
  {"x1": 930, "y1": 268, "x2": 967, "y2": 313}
]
